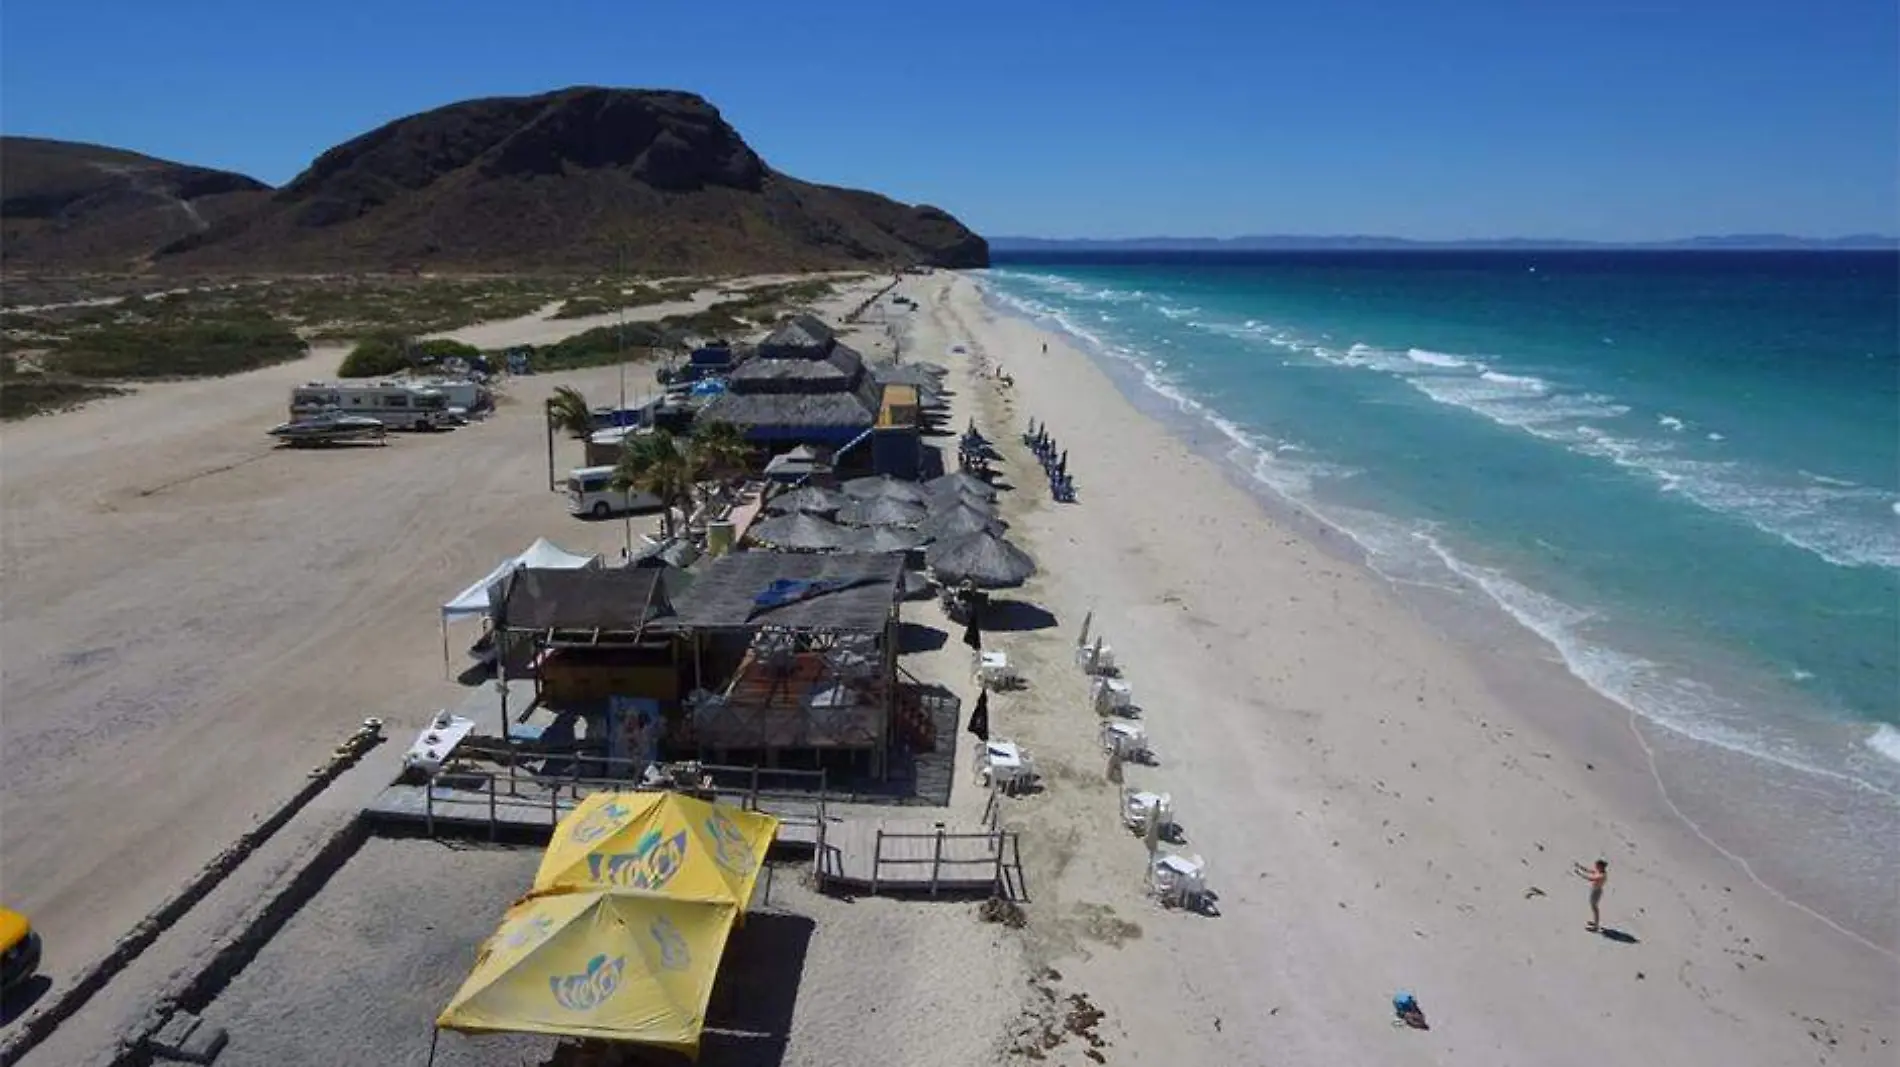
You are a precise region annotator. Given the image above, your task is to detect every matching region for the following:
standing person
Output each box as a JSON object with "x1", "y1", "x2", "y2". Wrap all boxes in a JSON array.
[{"x1": 1573, "y1": 859, "x2": 1608, "y2": 932}]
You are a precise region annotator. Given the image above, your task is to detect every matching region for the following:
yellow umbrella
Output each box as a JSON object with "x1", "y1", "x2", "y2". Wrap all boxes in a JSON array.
[
  {"x1": 536, "y1": 792, "x2": 778, "y2": 907},
  {"x1": 437, "y1": 889, "x2": 737, "y2": 1057}
]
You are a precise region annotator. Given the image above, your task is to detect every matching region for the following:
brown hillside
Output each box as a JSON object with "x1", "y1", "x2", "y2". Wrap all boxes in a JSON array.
[
  {"x1": 155, "y1": 87, "x2": 987, "y2": 273},
  {"x1": 0, "y1": 137, "x2": 270, "y2": 270}
]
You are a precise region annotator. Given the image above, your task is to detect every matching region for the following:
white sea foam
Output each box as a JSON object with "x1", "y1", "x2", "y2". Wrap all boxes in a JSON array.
[
  {"x1": 1658, "y1": 415, "x2": 1686, "y2": 431},
  {"x1": 977, "y1": 273, "x2": 1899, "y2": 796},
  {"x1": 1480, "y1": 370, "x2": 1550, "y2": 393},
  {"x1": 1867, "y1": 724, "x2": 1900, "y2": 766},
  {"x1": 1407, "y1": 348, "x2": 1471, "y2": 369}
]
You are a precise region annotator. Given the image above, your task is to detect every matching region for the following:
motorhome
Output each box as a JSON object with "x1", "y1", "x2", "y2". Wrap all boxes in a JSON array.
[
  {"x1": 565, "y1": 465, "x2": 663, "y2": 518},
  {"x1": 288, "y1": 382, "x2": 449, "y2": 431}
]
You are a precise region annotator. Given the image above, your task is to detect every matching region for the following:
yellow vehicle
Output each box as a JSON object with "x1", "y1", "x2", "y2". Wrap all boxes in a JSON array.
[{"x1": 0, "y1": 907, "x2": 41, "y2": 990}]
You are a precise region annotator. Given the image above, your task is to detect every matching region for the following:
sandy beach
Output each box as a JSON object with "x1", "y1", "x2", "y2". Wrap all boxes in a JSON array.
[
  {"x1": 2, "y1": 268, "x2": 1892, "y2": 1066},
  {"x1": 0, "y1": 276, "x2": 889, "y2": 985},
  {"x1": 886, "y1": 272, "x2": 1896, "y2": 1065}
]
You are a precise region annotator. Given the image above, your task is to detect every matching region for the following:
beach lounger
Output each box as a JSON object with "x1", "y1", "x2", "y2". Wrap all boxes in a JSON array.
[{"x1": 1121, "y1": 787, "x2": 1172, "y2": 834}]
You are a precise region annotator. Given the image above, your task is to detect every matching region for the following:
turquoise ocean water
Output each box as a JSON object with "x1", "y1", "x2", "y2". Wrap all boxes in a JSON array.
[{"x1": 981, "y1": 251, "x2": 1900, "y2": 814}]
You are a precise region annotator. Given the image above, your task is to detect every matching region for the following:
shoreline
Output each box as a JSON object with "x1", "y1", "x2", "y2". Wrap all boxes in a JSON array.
[
  {"x1": 901, "y1": 270, "x2": 1896, "y2": 1065},
  {"x1": 971, "y1": 274, "x2": 1900, "y2": 954}
]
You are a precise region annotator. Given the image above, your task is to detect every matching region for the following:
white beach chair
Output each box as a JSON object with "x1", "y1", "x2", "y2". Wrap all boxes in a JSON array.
[
  {"x1": 1090, "y1": 676, "x2": 1134, "y2": 716},
  {"x1": 1121, "y1": 787, "x2": 1172, "y2": 834},
  {"x1": 1150, "y1": 852, "x2": 1207, "y2": 910},
  {"x1": 1101, "y1": 721, "x2": 1151, "y2": 762},
  {"x1": 975, "y1": 650, "x2": 1020, "y2": 689}
]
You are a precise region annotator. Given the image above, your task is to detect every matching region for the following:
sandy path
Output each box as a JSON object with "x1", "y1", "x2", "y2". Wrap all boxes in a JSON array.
[
  {"x1": 891, "y1": 274, "x2": 1897, "y2": 1066},
  {"x1": 0, "y1": 274, "x2": 887, "y2": 990}
]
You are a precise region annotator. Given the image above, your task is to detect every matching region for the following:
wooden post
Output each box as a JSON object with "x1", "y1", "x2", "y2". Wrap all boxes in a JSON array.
[
  {"x1": 992, "y1": 830, "x2": 1007, "y2": 897},
  {"x1": 424, "y1": 777, "x2": 435, "y2": 838},
  {"x1": 930, "y1": 828, "x2": 945, "y2": 897},
  {"x1": 749, "y1": 765, "x2": 760, "y2": 809},
  {"x1": 871, "y1": 830, "x2": 883, "y2": 896},
  {"x1": 487, "y1": 775, "x2": 498, "y2": 842}
]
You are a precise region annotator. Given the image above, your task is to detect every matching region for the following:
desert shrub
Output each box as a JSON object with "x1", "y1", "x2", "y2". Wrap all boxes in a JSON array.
[{"x1": 51, "y1": 312, "x2": 306, "y2": 379}]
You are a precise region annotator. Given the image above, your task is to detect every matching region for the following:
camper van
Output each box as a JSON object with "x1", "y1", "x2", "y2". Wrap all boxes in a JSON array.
[
  {"x1": 289, "y1": 382, "x2": 450, "y2": 431},
  {"x1": 566, "y1": 465, "x2": 663, "y2": 518}
]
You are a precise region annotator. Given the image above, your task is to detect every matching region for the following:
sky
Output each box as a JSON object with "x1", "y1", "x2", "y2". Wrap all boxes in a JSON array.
[{"x1": 2, "y1": 0, "x2": 1895, "y2": 241}]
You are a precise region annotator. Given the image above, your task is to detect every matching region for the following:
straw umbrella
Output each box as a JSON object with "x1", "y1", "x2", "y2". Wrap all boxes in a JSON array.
[
  {"x1": 926, "y1": 530, "x2": 1037, "y2": 588},
  {"x1": 836, "y1": 496, "x2": 927, "y2": 528},
  {"x1": 923, "y1": 502, "x2": 1006, "y2": 542},
  {"x1": 841, "y1": 475, "x2": 929, "y2": 504},
  {"x1": 927, "y1": 470, "x2": 997, "y2": 501},
  {"x1": 846, "y1": 525, "x2": 926, "y2": 553},
  {"x1": 749, "y1": 512, "x2": 853, "y2": 551},
  {"x1": 764, "y1": 484, "x2": 848, "y2": 515}
]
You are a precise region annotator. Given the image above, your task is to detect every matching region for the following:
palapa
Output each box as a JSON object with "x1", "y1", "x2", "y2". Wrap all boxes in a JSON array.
[
  {"x1": 927, "y1": 470, "x2": 998, "y2": 500},
  {"x1": 836, "y1": 495, "x2": 928, "y2": 528},
  {"x1": 845, "y1": 525, "x2": 927, "y2": 552},
  {"x1": 749, "y1": 512, "x2": 854, "y2": 551},
  {"x1": 927, "y1": 487, "x2": 998, "y2": 517},
  {"x1": 841, "y1": 474, "x2": 929, "y2": 504},
  {"x1": 764, "y1": 484, "x2": 849, "y2": 515},
  {"x1": 923, "y1": 502, "x2": 1006, "y2": 541},
  {"x1": 926, "y1": 530, "x2": 1037, "y2": 588}
]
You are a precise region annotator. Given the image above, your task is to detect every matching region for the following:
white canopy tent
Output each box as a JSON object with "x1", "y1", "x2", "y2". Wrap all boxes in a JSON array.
[{"x1": 440, "y1": 538, "x2": 601, "y2": 673}]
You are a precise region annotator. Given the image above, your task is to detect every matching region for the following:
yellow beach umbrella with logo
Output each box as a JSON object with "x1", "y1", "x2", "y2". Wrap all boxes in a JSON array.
[
  {"x1": 535, "y1": 791, "x2": 778, "y2": 907},
  {"x1": 436, "y1": 888, "x2": 737, "y2": 1056}
]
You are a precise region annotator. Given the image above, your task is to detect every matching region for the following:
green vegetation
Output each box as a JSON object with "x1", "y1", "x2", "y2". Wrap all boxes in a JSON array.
[
  {"x1": 0, "y1": 354, "x2": 126, "y2": 420},
  {"x1": 338, "y1": 334, "x2": 482, "y2": 378},
  {"x1": 610, "y1": 421, "x2": 753, "y2": 538},
  {"x1": 549, "y1": 279, "x2": 702, "y2": 319},
  {"x1": 545, "y1": 386, "x2": 594, "y2": 439},
  {"x1": 48, "y1": 311, "x2": 307, "y2": 380}
]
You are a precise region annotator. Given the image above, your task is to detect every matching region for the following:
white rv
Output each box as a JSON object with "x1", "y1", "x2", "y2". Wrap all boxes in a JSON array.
[
  {"x1": 289, "y1": 382, "x2": 449, "y2": 431},
  {"x1": 566, "y1": 465, "x2": 663, "y2": 518}
]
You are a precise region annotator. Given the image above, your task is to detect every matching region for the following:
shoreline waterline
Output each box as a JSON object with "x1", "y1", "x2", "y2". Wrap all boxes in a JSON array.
[{"x1": 972, "y1": 272, "x2": 1899, "y2": 953}]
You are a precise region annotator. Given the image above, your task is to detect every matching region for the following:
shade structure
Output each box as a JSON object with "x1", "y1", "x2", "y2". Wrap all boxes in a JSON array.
[
  {"x1": 845, "y1": 525, "x2": 927, "y2": 553},
  {"x1": 536, "y1": 792, "x2": 779, "y2": 906},
  {"x1": 835, "y1": 495, "x2": 927, "y2": 528},
  {"x1": 926, "y1": 530, "x2": 1037, "y2": 588},
  {"x1": 840, "y1": 474, "x2": 928, "y2": 504},
  {"x1": 922, "y1": 502, "x2": 1006, "y2": 542},
  {"x1": 927, "y1": 485, "x2": 998, "y2": 516},
  {"x1": 763, "y1": 484, "x2": 848, "y2": 515},
  {"x1": 443, "y1": 538, "x2": 600, "y2": 619},
  {"x1": 926, "y1": 470, "x2": 997, "y2": 501},
  {"x1": 749, "y1": 512, "x2": 853, "y2": 551},
  {"x1": 436, "y1": 888, "x2": 737, "y2": 1056}
]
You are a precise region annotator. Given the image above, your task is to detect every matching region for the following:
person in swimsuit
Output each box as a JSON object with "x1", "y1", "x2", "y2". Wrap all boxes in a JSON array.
[{"x1": 1574, "y1": 859, "x2": 1608, "y2": 932}]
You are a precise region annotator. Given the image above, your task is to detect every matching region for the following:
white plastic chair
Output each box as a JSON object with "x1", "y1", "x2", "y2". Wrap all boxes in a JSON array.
[
  {"x1": 1150, "y1": 852, "x2": 1206, "y2": 909},
  {"x1": 1102, "y1": 721, "x2": 1150, "y2": 761}
]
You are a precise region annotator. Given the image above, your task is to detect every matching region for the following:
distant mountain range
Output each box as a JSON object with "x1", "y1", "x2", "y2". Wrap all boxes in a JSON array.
[
  {"x1": 1, "y1": 87, "x2": 988, "y2": 273},
  {"x1": 988, "y1": 234, "x2": 1899, "y2": 253}
]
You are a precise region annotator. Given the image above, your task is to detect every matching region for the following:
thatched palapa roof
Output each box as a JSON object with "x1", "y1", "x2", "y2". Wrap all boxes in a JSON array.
[{"x1": 669, "y1": 551, "x2": 904, "y2": 632}]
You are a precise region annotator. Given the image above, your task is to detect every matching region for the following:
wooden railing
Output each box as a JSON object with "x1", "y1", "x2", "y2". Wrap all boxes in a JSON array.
[
  {"x1": 864, "y1": 826, "x2": 1019, "y2": 898},
  {"x1": 420, "y1": 757, "x2": 830, "y2": 841}
]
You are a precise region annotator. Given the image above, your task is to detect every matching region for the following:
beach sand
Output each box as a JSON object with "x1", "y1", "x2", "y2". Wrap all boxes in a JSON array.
[
  {"x1": 867, "y1": 272, "x2": 1897, "y2": 1066},
  {"x1": 0, "y1": 276, "x2": 890, "y2": 989},
  {"x1": 4, "y1": 266, "x2": 1892, "y2": 1067}
]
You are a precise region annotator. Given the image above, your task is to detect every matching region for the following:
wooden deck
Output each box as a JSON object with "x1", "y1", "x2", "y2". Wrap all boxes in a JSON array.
[
  {"x1": 361, "y1": 779, "x2": 824, "y2": 849},
  {"x1": 814, "y1": 818, "x2": 1022, "y2": 897}
]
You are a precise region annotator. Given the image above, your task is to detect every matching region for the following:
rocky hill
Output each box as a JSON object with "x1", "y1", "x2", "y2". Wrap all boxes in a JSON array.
[
  {"x1": 0, "y1": 137, "x2": 270, "y2": 269},
  {"x1": 1, "y1": 88, "x2": 987, "y2": 273}
]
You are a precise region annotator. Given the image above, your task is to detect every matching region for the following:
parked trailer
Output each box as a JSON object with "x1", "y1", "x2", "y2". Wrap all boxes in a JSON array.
[{"x1": 289, "y1": 382, "x2": 449, "y2": 431}]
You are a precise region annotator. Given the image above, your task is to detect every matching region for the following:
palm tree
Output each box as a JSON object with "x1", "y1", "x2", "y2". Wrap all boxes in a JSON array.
[
  {"x1": 546, "y1": 386, "x2": 593, "y2": 439},
  {"x1": 687, "y1": 421, "x2": 752, "y2": 482},
  {"x1": 613, "y1": 430, "x2": 691, "y2": 538}
]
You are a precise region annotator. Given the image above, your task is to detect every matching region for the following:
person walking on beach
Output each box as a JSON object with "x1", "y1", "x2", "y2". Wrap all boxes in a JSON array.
[{"x1": 1573, "y1": 859, "x2": 1608, "y2": 932}]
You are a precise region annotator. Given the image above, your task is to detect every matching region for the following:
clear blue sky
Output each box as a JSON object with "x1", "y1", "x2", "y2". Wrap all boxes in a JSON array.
[{"x1": 3, "y1": 0, "x2": 1895, "y2": 240}]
